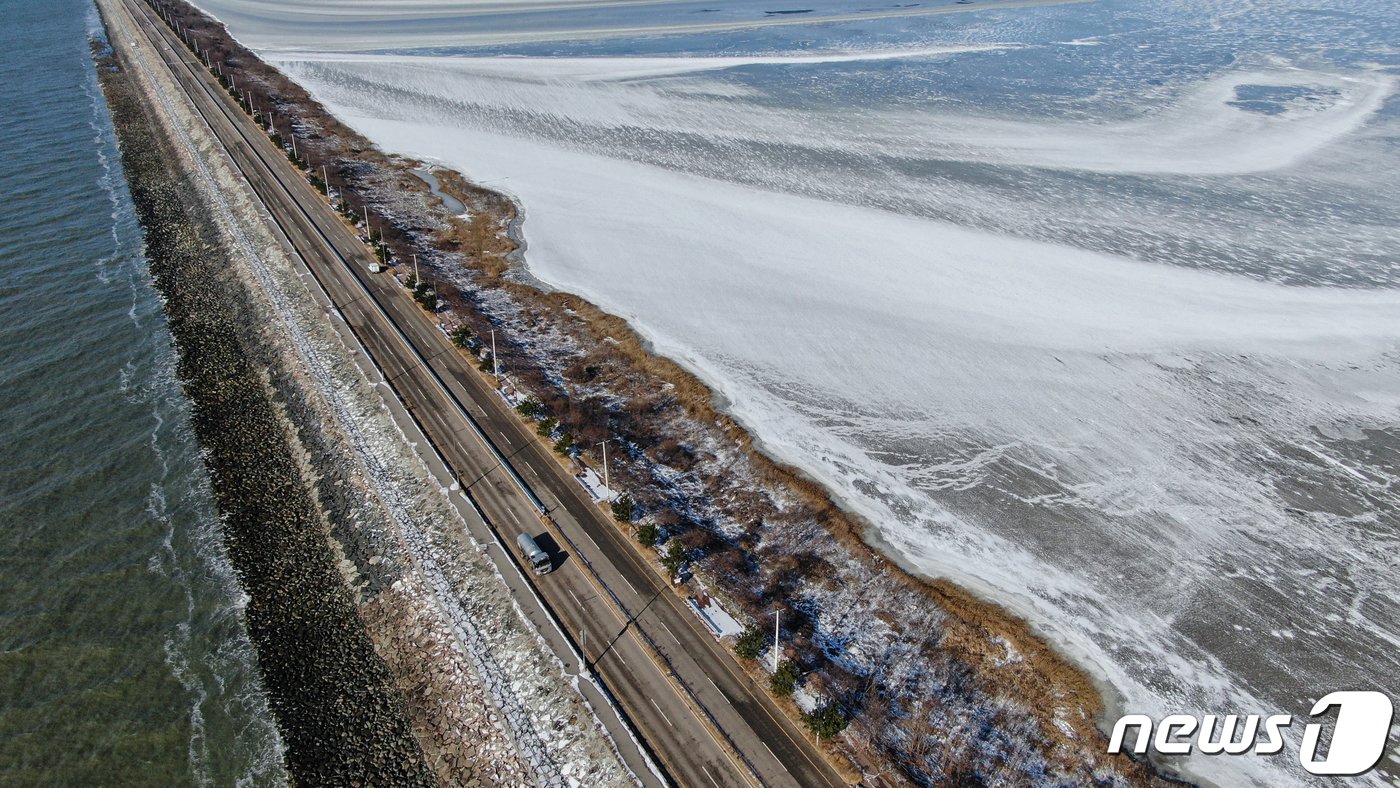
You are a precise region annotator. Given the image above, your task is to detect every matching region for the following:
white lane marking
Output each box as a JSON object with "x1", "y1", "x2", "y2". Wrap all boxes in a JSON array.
[
  {"x1": 660, "y1": 621, "x2": 680, "y2": 644},
  {"x1": 764, "y1": 743, "x2": 779, "y2": 764},
  {"x1": 701, "y1": 766, "x2": 721, "y2": 788},
  {"x1": 568, "y1": 588, "x2": 582, "y2": 608},
  {"x1": 507, "y1": 508, "x2": 520, "y2": 526},
  {"x1": 649, "y1": 697, "x2": 674, "y2": 728},
  {"x1": 502, "y1": 432, "x2": 512, "y2": 445},
  {"x1": 706, "y1": 674, "x2": 723, "y2": 696},
  {"x1": 619, "y1": 573, "x2": 639, "y2": 597},
  {"x1": 582, "y1": 528, "x2": 601, "y2": 552}
]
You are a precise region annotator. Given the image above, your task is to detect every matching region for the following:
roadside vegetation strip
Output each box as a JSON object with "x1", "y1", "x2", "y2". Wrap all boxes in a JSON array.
[{"x1": 93, "y1": 19, "x2": 434, "y2": 785}]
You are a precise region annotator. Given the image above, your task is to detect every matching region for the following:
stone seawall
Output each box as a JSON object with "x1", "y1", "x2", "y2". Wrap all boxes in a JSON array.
[{"x1": 93, "y1": 20, "x2": 436, "y2": 785}]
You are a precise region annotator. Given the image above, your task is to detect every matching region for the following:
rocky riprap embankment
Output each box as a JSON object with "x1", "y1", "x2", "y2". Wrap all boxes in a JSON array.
[{"x1": 96, "y1": 37, "x2": 435, "y2": 785}]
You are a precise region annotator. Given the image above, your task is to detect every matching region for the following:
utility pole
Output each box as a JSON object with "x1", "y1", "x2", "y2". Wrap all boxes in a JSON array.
[
  {"x1": 413, "y1": 253, "x2": 419, "y2": 286},
  {"x1": 290, "y1": 133, "x2": 297, "y2": 162},
  {"x1": 491, "y1": 329, "x2": 500, "y2": 383},
  {"x1": 599, "y1": 440, "x2": 610, "y2": 494},
  {"x1": 771, "y1": 609, "x2": 781, "y2": 673}
]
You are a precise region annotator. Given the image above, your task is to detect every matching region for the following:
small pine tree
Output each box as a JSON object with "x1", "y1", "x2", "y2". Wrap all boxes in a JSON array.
[
  {"x1": 661, "y1": 539, "x2": 686, "y2": 579},
  {"x1": 536, "y1": 417, "x2": 557, "y2": 438},
  {"x1": 636, "y1": 522, "x2": 658, "y2": 547},
  {"x1": 801, "y1": 704, "x2": 849, "y2": 739},
  {"x1": 413, "y1": 281, "x2": 434, "y2": 301},
  {"x1": 770, "y1": 660, "x2": 800, "y2": 697},
  {"x1": 611, "y1": 493, "x2": 633, "y2": 523},
  {"x1": 515, "y1": 397, "x2": 541, "y2": 418},
  {"x1": 734, "y1": 625, "x2": 767, "y2": 660},
  {"x1": 452, "y1": 326, "x2": 474, "y2": 350},
  {"x1": 553, "y1": 432, "x2": 574, "y2": 455}
]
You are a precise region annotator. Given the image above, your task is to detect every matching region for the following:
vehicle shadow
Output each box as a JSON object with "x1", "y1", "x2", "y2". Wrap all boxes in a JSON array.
[{"x1": 532, "y1": 532, "x2": 569, "y2": 572}]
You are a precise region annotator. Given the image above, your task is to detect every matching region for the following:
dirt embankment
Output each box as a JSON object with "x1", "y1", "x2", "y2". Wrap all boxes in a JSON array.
[
  {"x1": 94, "y1": 19, "x2": 435, "y2": 786},
  {"x1": 143, "y1": 0, "x2": 1183, "y2": 783}
]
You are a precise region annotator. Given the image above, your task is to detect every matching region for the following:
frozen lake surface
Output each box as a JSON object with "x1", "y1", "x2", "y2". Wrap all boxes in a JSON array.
[{"x1": 192, "y1": 0, "x2": 1400, "y2": 783}]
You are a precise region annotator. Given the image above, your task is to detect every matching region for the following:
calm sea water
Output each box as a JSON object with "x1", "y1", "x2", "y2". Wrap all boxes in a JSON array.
[{"x1": 0, "y1": 2, "x2": 284, "y2": 783}]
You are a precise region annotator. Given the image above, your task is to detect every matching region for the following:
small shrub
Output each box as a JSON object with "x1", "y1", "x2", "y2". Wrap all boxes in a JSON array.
[
  {"x1": 564, "y1": 362, "x2": 602, "y2": 383},
  {"x1": 611, "y1": 493, "x2": 634, "y2": 523},
  {"x1": 452, "y1": 325, "x2": 474, "y2": 350},
  {"x1": 771, "y1": 660, "x2": 800, "y2": 697},
  {"x1": 636, "y1": 522, "x2": 658, "y2": 547},
  {"x1": 734, "y1": 625, "x2": 767, "y2": 660},
  {"x1": 678, "y1": 527, "x2": 719, "y2": 555},
  {"x1": 802, "y1": 704, "x2": 849, "y2": 739}
]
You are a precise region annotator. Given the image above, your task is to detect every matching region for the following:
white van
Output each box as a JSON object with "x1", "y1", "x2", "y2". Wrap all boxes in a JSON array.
[{"x1": 516, "y1": 532, "x2": 552, "y2": 575}]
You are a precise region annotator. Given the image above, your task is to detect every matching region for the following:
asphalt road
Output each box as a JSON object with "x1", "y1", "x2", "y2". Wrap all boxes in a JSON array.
[{"x1": 119, "y1": 2, "x2": 848, "y2": 785}]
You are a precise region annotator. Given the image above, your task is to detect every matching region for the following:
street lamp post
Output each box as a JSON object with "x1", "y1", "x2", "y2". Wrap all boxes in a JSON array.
[
  {"x1": 598, "y1": 439, "x2": 610, "y2": 496},
  {"x1": 491, "y1": 329, "x2": 500, "y2": 383},
  {"x1": 771, "y1": 609, "x2": 782, "y2": 673}
]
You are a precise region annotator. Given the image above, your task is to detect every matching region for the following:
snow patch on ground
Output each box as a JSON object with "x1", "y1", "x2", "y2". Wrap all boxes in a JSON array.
[
  {"x1": 687, "y1": 597, "x2": 744, "y2": 639},
  {"x1": 576, "y1": 467, "x2": 617, "y2": 504}
]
